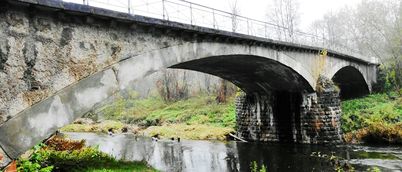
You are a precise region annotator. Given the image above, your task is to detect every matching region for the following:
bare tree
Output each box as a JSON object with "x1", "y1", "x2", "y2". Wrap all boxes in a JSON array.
[
  {"x1": 204, "y1": 74, "x2": 212, "y2": 94},
  {"x1": 266, "y1": 0, "x2": 300, "y2": 41},
  {"x1": 156, "y1": 69, "x2": 189, "y2": 102},
  {"x1": 308, "y1": 0, "x2": 402, "y2": 93},
  {"x1": 215, "y1": 78, "x2": 237, "y2": 103}
]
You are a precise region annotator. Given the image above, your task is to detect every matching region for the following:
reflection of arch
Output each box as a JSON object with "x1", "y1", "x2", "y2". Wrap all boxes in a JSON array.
[
  {"x1": 0, "y1": 42, "x2": 315, "y2": 159},
  {"x1": 331, "y1": 66, "x2": 370, "y2": 99}
]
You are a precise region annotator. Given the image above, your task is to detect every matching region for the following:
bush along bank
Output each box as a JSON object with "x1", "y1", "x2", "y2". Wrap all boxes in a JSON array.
[
  {"x1": 16, "y1": 136, "x2": 157, "y2": 172},
  {"x1": 341, "y1": 92, "x2": 402, "y2": 144}
]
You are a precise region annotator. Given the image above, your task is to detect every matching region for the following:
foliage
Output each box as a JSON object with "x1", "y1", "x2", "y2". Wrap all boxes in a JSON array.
[
  {"x1": 45, "y1": 136, "x2": 85, "y2": 151},
  {"x1": 341, "y1": 93, "x2": 401, "y2": 133},
  {"x1": 344, "y1": 123, "x2": 402, "y2": 144},
  {"x1": 374, "y1": 64, "x2": 402, "y2": 94},
  {"x1": 17, "y1": 144, "x2": 54, "y2": 172},
  {"x1": 250, "y1": 161, "x2": 267, "y2": 172},
  {"x1": 342, "y1": 92, "x2": 402, "y2": 144},
  {"x1": 143, "y1": 124, "x2": 234, "y2": 140},
  {"x1": 17, "y1": 138, "x2": 157, "y2": 172}
]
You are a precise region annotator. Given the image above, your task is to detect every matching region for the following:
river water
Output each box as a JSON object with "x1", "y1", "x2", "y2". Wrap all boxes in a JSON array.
[{"x1": 65, "y1": 132, "x2": 402, "y2": 172}]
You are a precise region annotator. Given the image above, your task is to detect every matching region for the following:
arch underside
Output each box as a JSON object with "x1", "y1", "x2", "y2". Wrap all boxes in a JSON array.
[
  {"x1": 170, "y1": 55, "x2": 314, "y2": 94},
  {"x1": 332, "y1": 66, "x2": 370, "y2": 99}
]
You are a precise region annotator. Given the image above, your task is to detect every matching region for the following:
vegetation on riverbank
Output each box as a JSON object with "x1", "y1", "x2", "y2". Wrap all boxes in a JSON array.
[
  {"x1": 61, "y1": 91, "x2": 402, "y2": 144},
  {"x1": 60, "y1": 120, "x2": 125, "y2": 134},
  {"x1": 17, "y1": 137, "x2": 157, "y2": 172},
  {"x1": 62, "y1": 94, "x2": 236, "y2": 140},
  {"x1": 143, "y1": 124, "x2": 234, "y2": 140},
  {"x1": 342, "y1": 92, "x2": 402, "y2": 144},
  {"x1": 100, "y1": 94, "x2": 236, "y2": 128}
]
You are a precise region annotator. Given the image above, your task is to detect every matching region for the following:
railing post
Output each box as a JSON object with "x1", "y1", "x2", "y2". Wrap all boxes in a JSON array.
[
  {"x1": 212, "y1": 9, "x2": 216, "y2": 29},
  {"x1": 128, "y1": 0, "x2": 131, "y2": 14},
  {"x1": 162, "y1": 0, "x2": 166, "y2": 20},
  {"x1": 264, "y1": 24, "x2": 267, "y2": 38},
  {"x1": 247, "y1": 18, "x2": 249, "y2": 35},
  {"x1": 190, "y1": 3, "x2": 193, "y2": 25}
]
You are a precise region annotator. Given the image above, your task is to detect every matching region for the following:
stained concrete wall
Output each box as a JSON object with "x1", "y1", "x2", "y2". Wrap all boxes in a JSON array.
[{"x1": 0, "y1": 0, "x2": 376, "y2": 165}]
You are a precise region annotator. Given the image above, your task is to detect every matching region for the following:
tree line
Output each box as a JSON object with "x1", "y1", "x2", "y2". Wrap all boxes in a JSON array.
[{"x1": 266, "y1": 0, "x2": 401, "y2": 94}]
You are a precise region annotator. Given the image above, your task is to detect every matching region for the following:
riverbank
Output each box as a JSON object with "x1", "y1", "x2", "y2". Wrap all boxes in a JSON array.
[
  {"x1": 61, "y1": 94, "x2": 236, "y2": 141},
  {"x1": 61, "y1": 92, "x2": 402, "y2": 144},
  {"x1": 342, "y1": 92, "x2": 402, "y2": 144}
]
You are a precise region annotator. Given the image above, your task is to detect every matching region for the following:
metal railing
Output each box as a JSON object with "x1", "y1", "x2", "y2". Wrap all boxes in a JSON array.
[{"x1": 65, "y1": 0, "x2": 371, "y2": 62}]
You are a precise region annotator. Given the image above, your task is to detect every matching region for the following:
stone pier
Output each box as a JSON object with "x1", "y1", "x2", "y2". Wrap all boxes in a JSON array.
[{"x1": 236, "y1": 77, "x2": 343, "y2": 144}]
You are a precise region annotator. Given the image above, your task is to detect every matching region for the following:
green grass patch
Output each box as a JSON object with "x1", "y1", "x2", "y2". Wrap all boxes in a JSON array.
[
  {"x1": 342, "y1": 92, "x2": 402, "y2": 144},
  {"x1": 341, "y1": 93, "x2": 402, "y2": 133},
  {"x1": 61, "y1": 120, "x2": 125, "y2": 134},
  {"x1": 100, "y1": 94, "x2": 236, "y2": 129},
  {"x1": 143, "y1": 124, "x2": 234, "y2": 140},
  {"x1": 61, "y1": 94, "x2": 236, "y2": 141}
]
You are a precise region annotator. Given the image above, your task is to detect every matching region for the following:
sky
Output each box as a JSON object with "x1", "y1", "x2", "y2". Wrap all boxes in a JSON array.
[{"x1": 183, "y1": 0, "x2": 362, "y2": 30}]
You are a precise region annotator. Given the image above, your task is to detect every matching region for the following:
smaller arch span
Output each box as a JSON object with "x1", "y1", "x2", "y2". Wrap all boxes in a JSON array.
[{"x1": 332, "y1": 66, "x2": 370, "y2": 99}]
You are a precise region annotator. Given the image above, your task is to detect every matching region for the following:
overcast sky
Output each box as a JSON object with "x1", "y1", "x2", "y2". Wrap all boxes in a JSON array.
[{"x1": 184, "y1": 0, "x2": 362, "y2": 30}]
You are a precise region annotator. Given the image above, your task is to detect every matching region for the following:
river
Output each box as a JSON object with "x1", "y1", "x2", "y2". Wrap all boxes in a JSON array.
[{"x1": 64, "y1": 132, "x2": 402, "y2": 172}]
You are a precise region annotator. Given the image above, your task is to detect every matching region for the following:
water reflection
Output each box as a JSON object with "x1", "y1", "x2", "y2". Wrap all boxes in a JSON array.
[{"x1": 65, "y1": 132, "x2": 402, "y2": 172}]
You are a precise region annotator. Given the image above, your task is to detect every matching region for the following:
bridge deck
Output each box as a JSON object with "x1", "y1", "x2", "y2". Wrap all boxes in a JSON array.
[{"x1": 7, "y1": 0, "x2": 377, "y2": 65}]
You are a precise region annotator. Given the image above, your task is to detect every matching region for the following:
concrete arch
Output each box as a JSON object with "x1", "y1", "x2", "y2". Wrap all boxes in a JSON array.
[
  {"x1": 324, "y1": 61, "x2": 370, "y2": 89},
  {"x1": 117, "y1": 42, "x2": 316, "y2": 93},
  {"x1": 0, "y1": 42, "x2": 315, "y2": 159},
  {"x1": 328, "y1": 64, "x2": 370, "y2": 99}
]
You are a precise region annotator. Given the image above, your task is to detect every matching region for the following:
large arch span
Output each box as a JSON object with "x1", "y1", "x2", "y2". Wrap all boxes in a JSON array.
[{"x1": 0, "y1": 42, "x2": 314, "y2": 159}]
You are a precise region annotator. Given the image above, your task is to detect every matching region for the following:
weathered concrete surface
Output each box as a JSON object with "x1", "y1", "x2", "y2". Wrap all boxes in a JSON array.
[
  {"x1": 0, "y1": 0, "x2": 377, "y2": 164},
  {"x1": 0, "y1": 69, "x2": 118, "y2": 158}
]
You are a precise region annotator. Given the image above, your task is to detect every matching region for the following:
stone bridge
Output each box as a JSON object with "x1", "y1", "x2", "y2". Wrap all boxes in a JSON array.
[{"x1": 0, "y1": 0, "x2": 377, "y2": 167}]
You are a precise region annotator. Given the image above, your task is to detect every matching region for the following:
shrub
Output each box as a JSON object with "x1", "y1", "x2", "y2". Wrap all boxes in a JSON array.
[{"x1": 17, "y1": 137, "x2": 157, "y2": 172}]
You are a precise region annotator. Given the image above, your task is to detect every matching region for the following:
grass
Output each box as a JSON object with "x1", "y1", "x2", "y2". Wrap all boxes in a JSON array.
[
  {"x1": 62, "y1": 90, "x2": 402, "y2": 144},
  {"x1": 143, "y1": 96, "x2": 236, "y2": 128},
  {"x1": 61, "y1": 94, "x2": 236, "y2": 140},
  {"x1": 341, "y1": 92, "x2": 402, "y2": 144},
  {"x1": 99, "y1": 94, "x2": 236, "y2": 128},
  {"x1": 61, "y1": 120, "x2": 125, "y2": 134},
  {"x1": 79, "y1": 162, "x2": 156, "y2": 172},
  {"x1": 143, "y1": 124, "x2": 234, "y2": 140}
]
